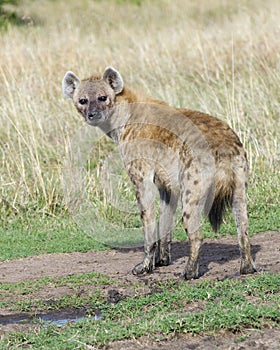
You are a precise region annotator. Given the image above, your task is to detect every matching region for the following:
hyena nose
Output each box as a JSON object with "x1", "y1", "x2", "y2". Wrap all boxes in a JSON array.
[{"x1": 88, "y1": 111, "x2": 101, "y2": 120}]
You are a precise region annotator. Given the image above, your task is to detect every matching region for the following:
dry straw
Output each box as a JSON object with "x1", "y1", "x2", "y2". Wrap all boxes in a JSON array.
[{"x1": 0, "y1": 0, "x2": 279, "y2": 215}]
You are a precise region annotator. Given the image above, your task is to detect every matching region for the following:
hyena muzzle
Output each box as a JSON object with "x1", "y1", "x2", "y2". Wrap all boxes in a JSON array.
[{"x1": 62, "y1": 66, "x2": 256, "y2": 279}]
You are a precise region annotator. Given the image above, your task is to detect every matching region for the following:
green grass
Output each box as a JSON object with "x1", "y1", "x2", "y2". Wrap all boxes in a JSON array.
[
  {"x1": 2, "y1": 273, "x2": 279, "y2": 348},
  {"x1": 0, "y1": 272, "x2": 114, "y2": 311},
  {"x1": 1, "y1": 171, "x2": 279, "y2": 262},
  {"x1": 4, "y1": 291, "x2": 105, "y2": 314},
  {"x1": 1, "y1": 173, "x2": 279, "y2": 262},
  {"x1": 0, "y1": 0, "x2": 21, "y2": 29},
  {"x1": 0, "y1": 215, "x2": 108, "y2": 261}
]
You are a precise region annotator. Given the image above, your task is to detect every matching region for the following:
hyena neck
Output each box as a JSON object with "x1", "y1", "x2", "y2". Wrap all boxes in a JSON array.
[
  {"x1": 98, "y1": 87, "x2": 166, "y2": 143},
  {"x1": 102, "y1": 122, "x2": 127, "y2": 143},
  {"x1": 116, "y1": 87, "x2": 139, "y2": 104},
  {"x1": 98, "y1": 101, "x2": 131, "y2": 143}
]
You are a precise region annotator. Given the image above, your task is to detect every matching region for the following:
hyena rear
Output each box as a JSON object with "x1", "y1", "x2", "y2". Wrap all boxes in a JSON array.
[{"x1": 62, "y1": 66, "x2": 256, "y2": 279}]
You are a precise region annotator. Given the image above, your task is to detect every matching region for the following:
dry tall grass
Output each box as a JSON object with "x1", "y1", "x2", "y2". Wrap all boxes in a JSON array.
[{"x1": 0, "y1": 0, "x2": 279, "y2": 215}]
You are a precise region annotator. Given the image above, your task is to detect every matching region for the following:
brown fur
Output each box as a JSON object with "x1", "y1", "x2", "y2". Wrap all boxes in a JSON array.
[
  {"x1": 118, "y1": 92, "x2": 244, "y2": 233},
  {"x1": 62, "y1": 66, "x2": 256, "y2": 279}
]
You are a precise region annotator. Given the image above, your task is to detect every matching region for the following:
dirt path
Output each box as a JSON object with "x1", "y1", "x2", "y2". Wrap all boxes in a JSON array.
[
  {"x1": 1, "y1": 231, "x2": 279, "y2": 283},
  {"x1": 0, "y1": 230, "x2": 279, "y2": 349}
]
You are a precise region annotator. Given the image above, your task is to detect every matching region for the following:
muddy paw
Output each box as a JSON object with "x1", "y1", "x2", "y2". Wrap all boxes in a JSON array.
[
  {"x1": 181, "y1": 269, "x2": 200, "y2": 280},
  {"x1": 240, "y1": 263, "x2": 257, "y2": 275},
  {"x1": 155, "y1": 257, "x2": 171, "y2": 267},
  {"x1": 132, "y1": 262, "x2": 152, "y2": 276}
]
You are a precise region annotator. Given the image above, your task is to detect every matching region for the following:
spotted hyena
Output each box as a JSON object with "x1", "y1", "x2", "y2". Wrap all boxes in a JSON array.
[{"x1": 62, "y1": 66, "x2": 256, "y2": 279}]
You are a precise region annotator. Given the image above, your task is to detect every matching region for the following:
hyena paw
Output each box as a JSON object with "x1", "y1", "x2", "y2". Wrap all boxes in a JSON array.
[
  {"x1": 132, "y1": 261, "x2": 153, "y2": 276},
  {"x1": 181, "y1": 270, "x2": 199, "y2": 280},
  {"x1": 240, "y1": 261, "x2": 257, "y2": 275},
  {"x1": 181, "y1": 265, "x2": 200, "y2": 280},
  {"x1": 154, "y1": 247, "x2": 171, "y2": 267},
  {"x1": 155, "y1": 256, "x2": 171, "y2": 267}
]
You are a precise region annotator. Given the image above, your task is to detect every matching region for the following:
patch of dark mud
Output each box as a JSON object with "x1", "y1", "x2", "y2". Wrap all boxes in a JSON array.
[
  {"x1": 107, "y1": 328, "x2": 280, "y2": 350},
  {"x1": 107, "y1": 289, "x2": 127, "y2": 304}
]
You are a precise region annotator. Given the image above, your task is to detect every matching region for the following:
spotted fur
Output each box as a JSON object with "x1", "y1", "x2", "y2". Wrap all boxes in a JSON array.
[{"x1": 62, "y1": 66, "x2": 256, "y2": 279}]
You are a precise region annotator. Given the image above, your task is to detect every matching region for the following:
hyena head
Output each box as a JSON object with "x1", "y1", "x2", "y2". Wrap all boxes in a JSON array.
[{"x1": 62, "y1": 67, "x2": 124, "y2": 126}]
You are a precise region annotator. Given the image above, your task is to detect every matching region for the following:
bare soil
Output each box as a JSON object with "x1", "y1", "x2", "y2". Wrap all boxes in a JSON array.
[{"x1": 0, "y1": 230, "x2": 280, "y2": 349}]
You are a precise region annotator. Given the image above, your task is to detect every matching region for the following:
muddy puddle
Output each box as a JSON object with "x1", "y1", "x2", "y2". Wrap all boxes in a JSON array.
[{"x1": 0, "y1": 309, "x2": 102, "y2": 328}]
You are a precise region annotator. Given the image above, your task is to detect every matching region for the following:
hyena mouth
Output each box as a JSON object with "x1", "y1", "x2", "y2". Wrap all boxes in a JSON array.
[{"x1": 87, "y1": 112, "x2": 102, "y2": 121}]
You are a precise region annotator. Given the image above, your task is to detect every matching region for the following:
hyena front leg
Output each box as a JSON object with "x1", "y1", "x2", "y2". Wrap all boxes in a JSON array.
[
  {"x1": 232, "y1": 162, "x2": 256, "y2": 275},
  {"x1": 131, "y1": 176, "x2": 158, "y2": 276},
  {"x1": 155, "y1": 188, "x2": 178, "y2": 267}
]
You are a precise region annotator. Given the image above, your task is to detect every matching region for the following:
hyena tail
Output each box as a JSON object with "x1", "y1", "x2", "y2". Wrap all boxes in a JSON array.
[{"x1": 208, "y1": 183, "x2": 234, "y2": 233}]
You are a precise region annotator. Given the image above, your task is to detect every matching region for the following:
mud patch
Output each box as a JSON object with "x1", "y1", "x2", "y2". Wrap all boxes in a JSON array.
[{"x1": 108, "y1": 328, "x2": 280, "y2": 350}]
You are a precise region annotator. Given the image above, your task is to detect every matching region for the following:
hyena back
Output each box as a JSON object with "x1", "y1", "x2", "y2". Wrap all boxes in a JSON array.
[{"x1": 62, "y1": 66, "x2": 256, "y2": 279}]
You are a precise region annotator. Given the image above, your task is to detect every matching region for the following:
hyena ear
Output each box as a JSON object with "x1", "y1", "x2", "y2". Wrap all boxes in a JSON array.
[
  {"x1": 103, "y1": 67, "x2": 124, "y2": 94},
  {"x1": 62, "y1": 71, "x2": 81, "y2": 100}
]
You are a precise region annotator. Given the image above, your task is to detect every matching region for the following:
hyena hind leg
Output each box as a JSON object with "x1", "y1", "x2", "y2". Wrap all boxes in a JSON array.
[
  {"x1": 181, "y1": 228, "x2": 203, "y2": 280},
  {"x1": 232, "y1": 176, "x2": 257, "y2": 275},
  {"x1": 180, "y1": 189, "x2": 204, "y2": 280}
]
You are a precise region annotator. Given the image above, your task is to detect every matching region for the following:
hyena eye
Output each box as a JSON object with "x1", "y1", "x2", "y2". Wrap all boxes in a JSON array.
[
  {"x1": 98, "y1": 96, "x2": 107, "y2": 102},
  {"x1": 79, "y1": 98, "x2": 88, "y2": 105}
]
